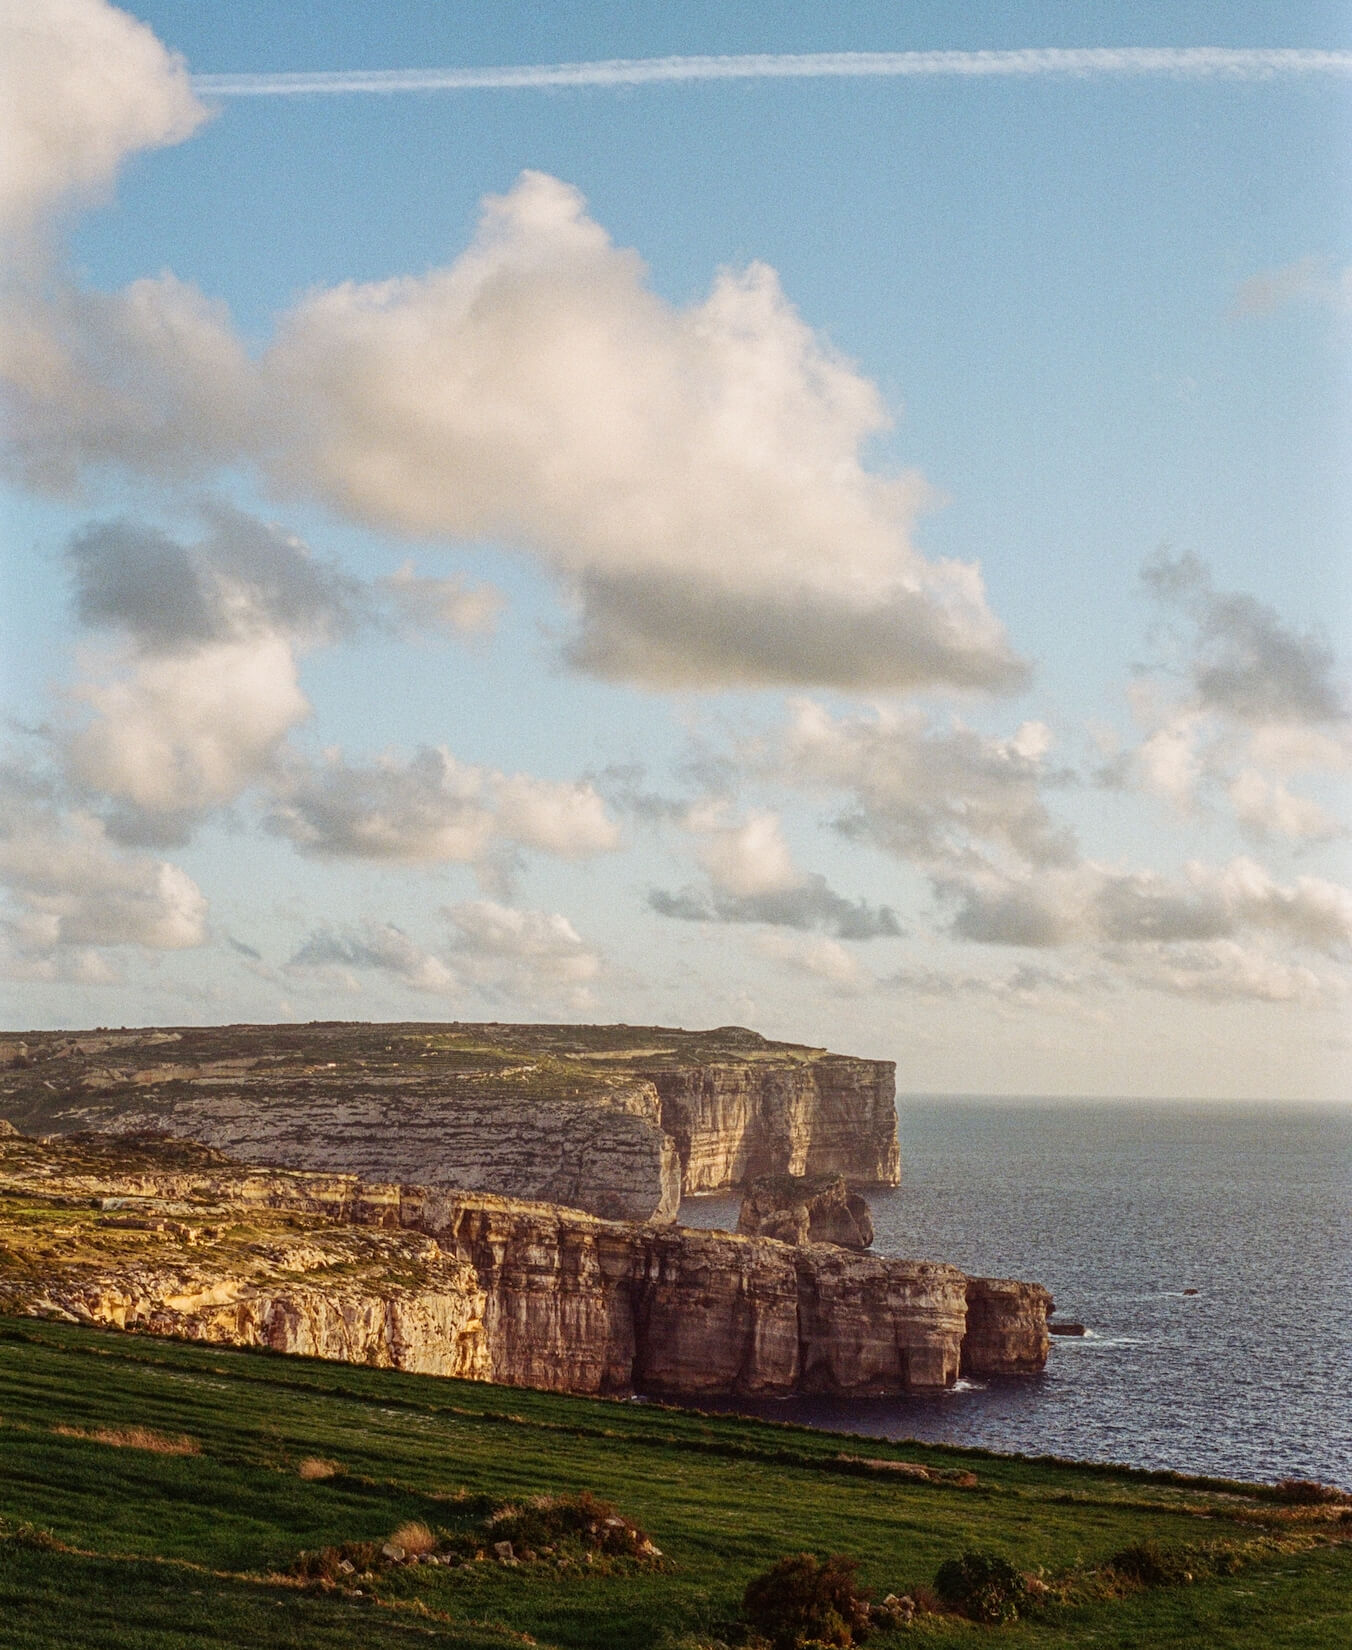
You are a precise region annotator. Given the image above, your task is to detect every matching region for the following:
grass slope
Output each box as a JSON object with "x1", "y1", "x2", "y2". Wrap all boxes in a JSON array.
[{"x1": 0, "y1": 1320, "x2": 1347, "y2": 1649}]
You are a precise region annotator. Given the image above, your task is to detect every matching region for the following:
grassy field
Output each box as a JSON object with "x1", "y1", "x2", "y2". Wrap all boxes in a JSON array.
[{"x1": 0, "y1": 1319, "x2": 1347, "y2": 1649}]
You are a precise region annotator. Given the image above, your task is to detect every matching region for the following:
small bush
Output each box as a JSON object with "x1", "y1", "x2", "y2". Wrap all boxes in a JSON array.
[
  {"x1": 296, "y1": 1457, "x2": 339, "y2": 1481},
  {"x1": 1108, "y1": 1540, "x2": 1194, "y2": 1587},
  {"x1": 1274, "y1": 1478, "x2": 1349, "y2": 1506},
  {"x1": 291, "y1": 1540, "x2": 380, "y2": 1584},
  {"x1": 933, "y1": 1549, "x2": 1031, "y2": 1624},
  {"x1": 741, "y1": 1553, "x2": 872, "y2": 1649}
]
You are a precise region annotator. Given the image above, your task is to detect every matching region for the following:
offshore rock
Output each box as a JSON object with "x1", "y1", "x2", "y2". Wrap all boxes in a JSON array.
[
  {"x1": 0, "y1": 1133, "x2": 1048, "y2": 1397},
  {"x1": 737, "y1": 1173, "x2": 874, "y2": 1249},
  {"x1": 0, "y1": 1021, "x2": 900, "y2": 1222}
]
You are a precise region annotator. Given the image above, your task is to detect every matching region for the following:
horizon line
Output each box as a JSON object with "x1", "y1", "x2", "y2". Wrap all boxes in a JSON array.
[{"x1": 191, "y1": 47, "x2": 1352, "y2": 98}]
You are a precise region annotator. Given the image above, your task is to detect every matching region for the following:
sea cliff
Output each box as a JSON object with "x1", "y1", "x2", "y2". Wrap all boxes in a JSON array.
[
  {"x1": 0, "y1": 1133, "x2": 1050, "y2": 1397},
  {"x1": 0, "y1": 1022, "x2": 900, "y2": 1222}
]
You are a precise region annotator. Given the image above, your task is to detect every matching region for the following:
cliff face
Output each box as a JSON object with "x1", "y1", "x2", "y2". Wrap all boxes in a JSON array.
[
  {"x1": 961, "y1": 1275, "x2": 1055, "y2": 1377},
  {"x1": 646, "y1": 1051, "x2": 901, "y2": 1195},
  {"x1": 737, "y1": 1173, "x2": 875, "y2": 1249},
  {"x1": 0, "y1": 1022, "x2": 898, "y2": 1222},
  {"x1": 0, "y1": 1134, "x2": 1048, "y2": 1397}
]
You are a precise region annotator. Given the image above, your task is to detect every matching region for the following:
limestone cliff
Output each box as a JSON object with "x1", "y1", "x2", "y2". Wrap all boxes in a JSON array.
[
  {"x1": 737, "y1": 1173, "x2": 874, "y2": 1249},
  {"x1": 961, "y1": 1275, "x2": 1054, "y2": 1377},
  {"x1": 0, "y1": 1021, "x2": 899, "y2": 1221},
  {"x1": 0, "y1": 1134, "x2": 1049, "y2": 1397}
]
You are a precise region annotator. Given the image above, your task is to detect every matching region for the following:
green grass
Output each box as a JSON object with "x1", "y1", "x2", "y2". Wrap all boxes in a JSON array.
[{"x1": 0, "y1": 1319, "x2": 1347, "y2": 1649}]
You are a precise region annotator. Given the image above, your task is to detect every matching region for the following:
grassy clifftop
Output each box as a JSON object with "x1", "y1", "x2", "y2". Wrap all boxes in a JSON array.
[{"x1": 0, "y1": 1319, "x2": 1347, "y2": 1649}]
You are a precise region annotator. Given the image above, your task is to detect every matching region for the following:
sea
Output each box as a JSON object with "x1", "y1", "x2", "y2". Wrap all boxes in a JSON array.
[{"x1": 679, "y1": 1100, "x2": 1352, "y2": 1490}]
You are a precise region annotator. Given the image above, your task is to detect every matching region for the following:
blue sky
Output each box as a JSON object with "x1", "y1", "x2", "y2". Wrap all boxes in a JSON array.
[{"x1": 1, "y1": 2, "x2": 1349, "y2": 1098}]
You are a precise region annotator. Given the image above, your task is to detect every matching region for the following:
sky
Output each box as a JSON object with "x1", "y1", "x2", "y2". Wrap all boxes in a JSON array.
[{"x1": 1, "y1": 1, "x2": 1349, "y2": 1099}]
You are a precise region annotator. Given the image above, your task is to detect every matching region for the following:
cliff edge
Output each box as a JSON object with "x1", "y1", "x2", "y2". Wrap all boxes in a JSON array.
[
  {"x1": 0, "y1": 1022, "x2": 900, "y2": 1222},
  {"x1": 0, "y1": 1132, "x2": 1049, "y2": 1398}
]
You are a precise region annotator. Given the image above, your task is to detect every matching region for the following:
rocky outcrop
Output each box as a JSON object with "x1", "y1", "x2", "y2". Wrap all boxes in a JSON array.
[
  {"x1": 0, "y1": 1133, "x2": 1049, "y2": 1397},
  {"x1": 0, "y1": 1021, "x2": 899, "y2": 1223},
  {"x1": 641, "y1": 1042, "x2": 901, "y2": 1195},
  {"x1": 737, "y1": 1173, "x2": 874, "y2": 1249},
  {"x1": 961, "y1": 1276, "x2": 1055, "y2": 1376}
]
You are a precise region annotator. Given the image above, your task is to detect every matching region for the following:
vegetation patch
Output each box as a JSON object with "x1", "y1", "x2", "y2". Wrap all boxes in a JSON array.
[
  {"x1": 1, "y1": 1320, "x2": 1349, "y2": 1649},
  {"x1": 50, "y1": 1423, "x2": 199, "y2": 1455},
  {"x1": 932, "y1": 1547, "x2": 1036, "y2": 1624},
  {"x1": 740, "y1": 1552, "x2": 873, "y2": 1648}
]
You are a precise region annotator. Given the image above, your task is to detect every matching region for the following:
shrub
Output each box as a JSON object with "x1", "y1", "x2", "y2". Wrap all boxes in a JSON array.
[
  {"x1": 1274, "y1": 1478, "x2": 1349, "y2": 1506},
  {"x1": 1108, "y1": 1540, "x2": 1194, "y2": 1587},
  {"x1": 933, "y1": 1548, "x2": 1031, "y2": 1624},
  {"x1": 741, "y1": 1552, "x2": 872, "y2": 1649},
  {"x1": 291, "y1": 1540, "x2": 380, "y2": 1583}
]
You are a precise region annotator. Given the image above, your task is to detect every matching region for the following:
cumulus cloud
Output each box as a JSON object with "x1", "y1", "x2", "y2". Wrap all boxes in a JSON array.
[
  {"x1": 5, "y1": 111, "x2": 1023, "y2": 693},
  {"x1": 0, "y1": 0, "x2": 204, "y2": 244},
  {"x1": 751, "y1": 930, "x2": 872, "y2": 990},
  {"x1": 261, "y1": 173, "x2": 1024, "y2": 692},
  {"x1": 649, "y1": 804, "x2": 902, "y2": 938},
  {"x1": 289, "y1": 901, "x2": 603, "y2": 1009},
  {"x1": 1, "y1": 276, "x2": 254, "y2": 492},
  {"x1": 66, "y1": 507, "x2": 362, "y2": 651},
  {"x1": 0, "y1": 772, "x2": 209, "y2": 970},
  {"x1": 781, "y1": 700, "x2": 1076, "y2": 869},
  {"x1": 289, "y1": 922, "x2": 455, "y2": 994},
  {"x1": 267, "y1": 746, "x2": 620, "y2": 867},
  {"x1": 939, "y1": 856, "x2": 1352, "y2": 957},
  {"x1": 67, "y1": 634, "x2": 309, "y2": 823},
  {"x1": 1142, "y1": 551, "x2": 1345, "y2": 727},
  {"x1": 650, "y1": 879, "x2": 901, "y2": 939},
  {"x1": 446, "y1": 900, "x2": 601, "y2": 1000},
  {"x1": 1125, "y1": 553, "x2": 1350, "y2": 837}
]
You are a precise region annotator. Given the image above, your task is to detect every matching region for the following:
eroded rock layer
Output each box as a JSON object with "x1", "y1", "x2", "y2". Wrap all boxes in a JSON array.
[
  {"x1": 0, "y1": 1133, "x2": 1047, "y2": 1396},
  {"x1": 0, "y1": 1022, "x2": 900, "y2": 1222},
  {"x1": 737, "y1": 1173, "x2": 875, "y2": 1249}
]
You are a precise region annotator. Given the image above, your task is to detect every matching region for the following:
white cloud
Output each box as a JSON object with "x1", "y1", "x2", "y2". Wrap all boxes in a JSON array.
[
  {"x1": 1, "y1": 276, "x2": 253, "y2": 492},
  {"x1": 689, "y1": 806, "x2": 800, "y2": 898},
  {"x1": 0, "y1": 781, "x2": 209, "y2": 967},
  {"x1": 0, "y1": 0, "x2": 205, "y2": 243},
  {"x1": 288, "y1": 922, "x2": 456, "y2": 994},
  {"x1": 781, "y1": 699, "x2": 1076, "y2": 869},
  {"x1": 4, "y1": 143, "x2": 1024, "y2": 691},
  {"x1": 649, "y1": 801, "x2": 902, "y2": 938},
  {"x1": 1124, "y1": 553, "x2": 1351, "y2": 839},
  {"x1": 446, "y1": 900, "x2": 601, "y2": 994},
  {"x1": 752, "y1": 930, "x2": 870, "y2": 990},
  {"x1": 1227, "y1": 770, "x2": 1341, "y2": 842},
  {"x1": 287, "y1": 901, "x2": 602, "y2": 1008},
  {"x1": 67, "y1": 634, "x2": 310, "y2": 817},
  {"x1": 267, "y1": 746, "x2": 619, "y2": 866},
  {"x1": 261, "y1": 176, "x2": 1023, "y2": 691},
  {"x1": 940, "y1": 856, "x2": 1352, "y2": 960},
  {"x1": 1113, "y1": 941, "x2": 1334, "y2": 1005}
]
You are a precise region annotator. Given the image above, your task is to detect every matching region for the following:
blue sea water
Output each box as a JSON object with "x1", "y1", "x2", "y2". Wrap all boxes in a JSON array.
[{"x1": 679, "y1": 1100, "x2": 1352, "y2": 1488}]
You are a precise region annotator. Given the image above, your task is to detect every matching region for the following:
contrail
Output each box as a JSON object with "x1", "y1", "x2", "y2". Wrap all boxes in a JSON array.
[{"x1": 192, "y1": 47, "x2": 1352, "y2": 98}]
